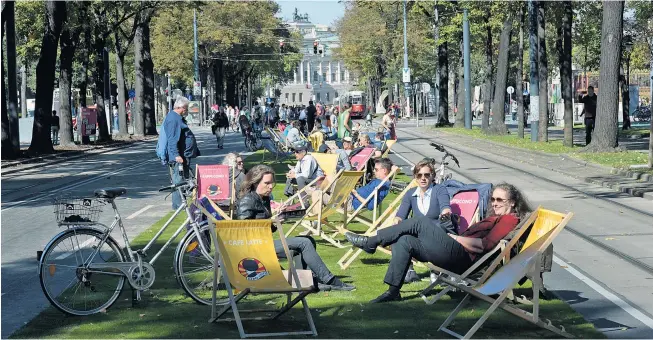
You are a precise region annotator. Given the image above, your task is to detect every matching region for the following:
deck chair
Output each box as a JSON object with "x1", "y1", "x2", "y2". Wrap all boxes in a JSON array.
[
  {"x1": 207, "y1": 219, "x2": 318, "y2": 338},
  {"x1": 421, "y1": 208, "x2": 572, "y2": 307},
  {"x1": 337, "y1": 179, "x2": 418, "y2": 269},
  {"x1": 450, "y1": 191, "x2": 481, "y2": 234},
  {"x1": 284, "y1": 171, "x2": 365, "y2": 248},
  {"x1": 349, "y1": 147, "x2": 375, "y2": 172},
  {"x1": 437, "y1": 209, "x2": 574, "y2": 339},
  {"x1": 381, "y1": 139, "x2": 397, "y2": 158},
  {"x1": 195, "y1": 164, "x2": 235, "y2": 218}
]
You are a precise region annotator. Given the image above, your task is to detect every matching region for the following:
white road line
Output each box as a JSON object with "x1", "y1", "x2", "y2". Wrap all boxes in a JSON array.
[
  {"x1": 126, "y1": 204, "x2": 153, "y2": 220},
  {"x1": 54, "y1": 238, "x2": 96, "y2": 260},
  {"x1": 395, "y1": 140, "x2": 653, "y2": 330},
  {"x1": 555, "y1": 257, "x2": 653, "y2": 329}
]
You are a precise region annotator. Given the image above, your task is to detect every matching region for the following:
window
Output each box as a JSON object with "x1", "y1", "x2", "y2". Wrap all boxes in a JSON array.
[
  {"x1": 299, "y1": 93, "x2": 303, "y2": 103},
  {"x1": 331, "y1": 72, "x2": 336, "y2": 83},
  {"x1": 292, "y1": 93, "x2": 296, "y2": 102},
  {"x1": 340, "y1": 70, "x2": 345, "y2": 82},
  {"x1": 334, "y1": 91, "x2": 339, "y2": 98},
  {"x1": 303, "y1": 70, "x2": 308, "y2": 83},
  {"x1": 285, "y1": 93, "x2": 289, "y2": 101},
  {"x1": 322, "y1": 73, "x2": 327, "y2": 82},
  {"x1": 316, "y1": 93, "x2": 321, "y2": 102},
  {"x1": 313, "y1": 71, "x2": 319, "y2": 82},
  {"x1": 326, "y1": 92, "x2": 330, "y2": 101}
]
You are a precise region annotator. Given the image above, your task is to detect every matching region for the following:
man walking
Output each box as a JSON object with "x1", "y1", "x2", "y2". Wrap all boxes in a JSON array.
[
  {"x1": 51, "y1": 110, "x2": 60, "y2": 145},
  {"x1": 306, "y1": 100, "x2": 317, "y2": 132},
  {"x1": 157, "y1": 97, "x2": 200, "y2": 210},
  {"x1": 578, "y1": 86, "x2": 597, "y2": 145}
]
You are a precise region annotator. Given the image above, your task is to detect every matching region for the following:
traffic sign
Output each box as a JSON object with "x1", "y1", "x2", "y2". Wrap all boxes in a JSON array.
[
  {"x1": 402, "y1": 68, "x2": 411, "y2": 83},
  {"x1": 506, "y1": 86, "x2": 515, "y2": 94},
  {"x1": 193, "y1": 81, "x2": 201, "y2": 96},
  {"x1": 128, "y1": 89, "x2": 136, "y2": 99},
  {"x1": 422, "y1": 82, "x2": 431, "y2": 93}
]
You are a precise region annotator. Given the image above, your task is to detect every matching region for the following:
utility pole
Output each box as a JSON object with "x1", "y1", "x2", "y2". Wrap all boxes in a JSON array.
[
  {"x1": 463, "y1": 9, "x2": 472, "y2": 129},
  {"x1": 433, "y1": 0, "x2": 439, "y2": 124},
  {"x1": 528, "y1": 0, "x2": 539, "y2": 141},
  {"x1": 402, "y1": 0, "x2": 411, "y2": 119},
  {"x1": 193, "y1": 9, "x2": 201, "y2": 123}
]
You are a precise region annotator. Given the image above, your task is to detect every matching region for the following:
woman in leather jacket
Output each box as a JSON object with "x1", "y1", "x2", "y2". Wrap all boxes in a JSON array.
[{"x1": 236, "y1": 164, "x2": 355, "y2": 291}]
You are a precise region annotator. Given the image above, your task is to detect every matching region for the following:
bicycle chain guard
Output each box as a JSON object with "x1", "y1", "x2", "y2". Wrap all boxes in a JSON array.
[{"x1": 87, "y1": 262, "x2": 156, "y2": 291}]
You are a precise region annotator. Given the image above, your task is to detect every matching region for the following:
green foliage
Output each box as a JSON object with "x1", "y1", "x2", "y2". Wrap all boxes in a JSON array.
[
  {"x1": 15, "y1": 0, "x2": 46, "y2": 66},
  {"x1": 572, "y1": 0, "x2": 602, "y2": 71}
]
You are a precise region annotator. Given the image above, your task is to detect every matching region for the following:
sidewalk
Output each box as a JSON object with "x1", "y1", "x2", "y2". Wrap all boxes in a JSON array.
[{"x1": 401, "y1": 117, "x2": 653, "y2": 200}]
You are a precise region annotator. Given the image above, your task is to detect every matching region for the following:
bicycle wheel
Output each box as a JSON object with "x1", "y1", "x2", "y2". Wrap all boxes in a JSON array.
[
  {"x1": 253, "y1": 136, "x2": 263, "y2": 150},
  {"x1": 39, "y1": 228, "x2": 126, "y2": 315},
  {"x1": 174, "y1": 223, "x2": 229, "y2": 306}
]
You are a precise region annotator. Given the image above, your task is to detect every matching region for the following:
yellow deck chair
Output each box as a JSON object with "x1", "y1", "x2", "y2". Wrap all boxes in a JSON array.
[
  {"x1": 284, "y1": 171, "x2": 364, "y2": 248},
  {"x1": 381, "y1": 139, "x2": 397, "y2": 158},
  {"x1": 437, "y1": 209, "x2": 574, "y2": 339},
  {"x1": 337, "y1": 179, "x2": 418, "y2": 269},
  {"x1": 421, "y1": 208, "x2": 572, "y2": 306},
  {"x1": 207, "y1": 219, "x2": 318, "y2": 338}
]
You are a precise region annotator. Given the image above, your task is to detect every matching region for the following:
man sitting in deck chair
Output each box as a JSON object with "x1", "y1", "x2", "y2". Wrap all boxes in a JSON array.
[
  {"x1": 236, "y1": 164, "x2": 354, "y2": 291},
  {"x1": 344, "y1": 183, "x2": 530, "y2": 303},
  {"x1": 283, "y1": 141, "x2": 323, "y2": 206}
]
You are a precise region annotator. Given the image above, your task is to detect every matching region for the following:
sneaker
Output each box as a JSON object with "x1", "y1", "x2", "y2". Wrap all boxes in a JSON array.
[
  {"x1": 404, "y1": 270, "x2": 420, "y2": 284},
  {"x1": 430, "y1": 271, "x2": 438, "y2": 283}
]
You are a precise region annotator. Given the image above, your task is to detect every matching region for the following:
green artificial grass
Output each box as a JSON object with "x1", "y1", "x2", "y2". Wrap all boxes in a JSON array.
[
  {"x1": 440, "y1": 127, "x2": 649, "y2": 169},
  {"x1": 13, "y1": 150, "x2": 604, "y2": 339}
]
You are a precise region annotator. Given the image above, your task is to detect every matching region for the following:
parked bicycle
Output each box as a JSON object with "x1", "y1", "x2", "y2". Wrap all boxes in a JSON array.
[
  {"x1": 244, "y1": 125, "x2": 262, "y2": 151},
  {"x1": 429, "y1": 142, "x2": 460, "y2": 184},
  {"x1": 38, "y1": 179, "x2": 228, "y2": 316},
  {"x1": 633, "y1": 105, "x2": 651, "y2": 122}
]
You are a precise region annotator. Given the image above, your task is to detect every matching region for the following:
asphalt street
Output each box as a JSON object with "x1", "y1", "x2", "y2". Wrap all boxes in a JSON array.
[{"x1": 1, "y1": 127, "x2": 250, "y2": 338}]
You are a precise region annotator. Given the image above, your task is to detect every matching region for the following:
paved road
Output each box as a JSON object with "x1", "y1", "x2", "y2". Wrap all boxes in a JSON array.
[
  {"x1": 0, "y1": 127, "x2": 250, "y2": 338},
  {"x1": 387, "y1": 121, "x2": 653, "y2": 338}
]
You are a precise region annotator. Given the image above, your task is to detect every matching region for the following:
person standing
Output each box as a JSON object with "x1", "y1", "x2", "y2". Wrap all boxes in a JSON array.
[
  {"x1": 306, "y1": 100, "x2": 317, "y2": 132},
  {"x1": 381, "y1": 110, "x2": 397, "y2": 140},
  {"x1": 330, "y1": 107, "x2": 339, "y2": 138},
  {"x1": 158, "y1": 96, "x2": 200, "y2": 210},
  {"x1": 112, "y1": 105, "x2": 119, "y2": 131},
  {"x1": 51, "y1": 110, "x2": 60, "y2": 145},
  {"x1": 213, "y1": 106, "x2": 229, "y2": 149},
  {"x1": 578, "y1": 86, "x2": 597, "y2": 145},
  {"x1": 338, "y1": 102, "x2": 353, "y2": 140}
]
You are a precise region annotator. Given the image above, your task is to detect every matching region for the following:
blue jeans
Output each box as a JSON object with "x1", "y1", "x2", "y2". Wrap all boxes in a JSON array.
[{"x1": 168, "y1": 161, "x2": 190, "y2": 210}]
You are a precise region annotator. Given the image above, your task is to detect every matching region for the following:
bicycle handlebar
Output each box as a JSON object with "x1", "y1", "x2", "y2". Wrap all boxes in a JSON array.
[
  {"x1": 430, "y1": 142, "x2": 460, "y2": 168},
  {"x1": 158, "y1": 180, "x2": 195, "y2": 192}
]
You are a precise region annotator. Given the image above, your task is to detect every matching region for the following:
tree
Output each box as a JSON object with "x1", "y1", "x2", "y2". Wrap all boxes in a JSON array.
[
  {"x1": 537, "y1": 1, "x2": 548, "y2": 142},
  {"x1": 29, "y1": 1, "x2": 66, "y2": 154},
  {"x1": 481, "y1": 11, "x2": 493, "y2": 131},
  {"x1": 586, "y1": 0, "x2": 623, "y2": 151},
  {"x1": 2, "y1": 2, "x2": 14, "y2": 159},
  {"x1": 3, "y1": 1, "x2": 20, "y2": 157},
  {"x1": 133, "y1": 7, "x2": 158, "y2": 135},
  {"x1": 558, "y1": 1, "x2": 573, "y2": 147},
  {"x1": 516, "y1": 7, "x2": 525, "y2": 139},
  {"x1": 488, "y1": 14, "x2": 513, "y2": 135}
]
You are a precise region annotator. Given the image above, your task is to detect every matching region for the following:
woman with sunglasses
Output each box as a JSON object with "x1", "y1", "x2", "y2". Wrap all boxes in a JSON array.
[
  {"x1": 345, "y1": 183, "x2": 531, "y2": 303},
  {"x1": 235, "y1": 164, "x2": 355, "y2": 292},
  {"x1": 393, "y1": 158, "x2": 453, "y2": 283},
  {"x1": 223, "y1": 153, "x2": 246, "y2": 195}
]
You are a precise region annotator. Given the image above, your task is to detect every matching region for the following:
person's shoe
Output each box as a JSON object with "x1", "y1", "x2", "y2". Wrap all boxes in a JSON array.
[
  {"x1": 344, "y1": 232, "x2": 375, "y2": 254},
  {"x1": 404, "y1": 270, "x2": 420, "y2": 284},
  {"x1": 327, "y1": 278, "x2": 356, "y2": 291},
  {"x1": 317, "y1": 283, "x2": 332, "y2": 292},
  {"x1": 370, "y1": 290, "x2": 401, "y2": 303}
]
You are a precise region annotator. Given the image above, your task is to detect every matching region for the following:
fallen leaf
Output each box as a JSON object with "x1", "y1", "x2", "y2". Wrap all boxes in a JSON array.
[
  {"x1": 139, "y1": 314, "x2": 145, "y2": 318},
  {"x1": 266, "y1": 301, "x2": 277, "y2": 305},
  {"x1": 560, "y1": 266, "x2": 568, "y2": 269},
  {"x1": 605, "y1": 237, "x2": 616, "y2": 240},
  {"x1": 157, "y1": 314, "x2": 161, "y2": 317},
  {"x1": 394, "y1": 330, "x2": 399, "y2": 334}
]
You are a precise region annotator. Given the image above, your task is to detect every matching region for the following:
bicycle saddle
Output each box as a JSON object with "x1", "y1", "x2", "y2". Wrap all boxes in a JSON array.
[{"x1": 94, "y1": 187, "x2": 127, "y2": 199}]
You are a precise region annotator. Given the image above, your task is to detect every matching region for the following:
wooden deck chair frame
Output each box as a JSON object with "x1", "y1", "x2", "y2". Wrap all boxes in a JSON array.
[
  {"x1": 437, "y1": 210, "x2": 574, "y2": 339},
  {"x1": 263, "y1": 128, "x2": 290, "y2": 161},
  {"x1": 207, "y1": 219, "x2": 318, "y2": 338},
  {"x1": 337, "y1": 179, "x2": 418, "y2": 269},
  {"x1": 195, "y1": 164, "x2": 236, "y2": 219},
  {"x1": 380, "y1": 139, "x2": 397, "y2": 158},
  {"x1": 284, "y1": 171, "x2": 365, "y2": 248}
]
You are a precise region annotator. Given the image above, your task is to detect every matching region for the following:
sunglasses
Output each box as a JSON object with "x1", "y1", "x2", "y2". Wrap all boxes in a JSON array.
[
  {"x1": 237, "y1": 161, "x2": 244, "y2": 164},
  {"x1": 491, "y1": 197, "x2": 509, "y2": 203},
  {"x1": 416, "y1": 173, "x2": 431, "y2": 179}
]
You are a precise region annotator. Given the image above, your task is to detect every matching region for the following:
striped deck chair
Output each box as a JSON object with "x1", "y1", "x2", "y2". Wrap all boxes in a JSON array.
[
  {"x1": 207, "y1": 219, "x2": 318, "y2": 338},
  {"x1": 437, "y1": 209, "x2": 574, "y2": 339}
]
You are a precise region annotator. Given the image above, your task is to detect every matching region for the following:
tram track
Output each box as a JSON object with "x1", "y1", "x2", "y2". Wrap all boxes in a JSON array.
[{"x1": 390, "y1": 125, "x2": 653, "y2": 276}]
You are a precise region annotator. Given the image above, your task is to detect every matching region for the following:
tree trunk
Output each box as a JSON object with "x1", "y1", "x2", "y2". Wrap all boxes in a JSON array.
[
  {"x1": 437, "y1": 42, "x2": 449, "y2": 125},
  {"x1": 560, "y1": 1, "x2": 574, "y2": 146},
  {"x1": 2, "y1": 16, "x2": 13, "y2": 159},
  {"x1": 6, "y1": 0, "x2": 20, "y2": 154},
  {"x1": 58, "y1": 26, "x2": 76, "y2": 146},
  {"x1": 454, "y1": 39, "x2": 465, "y2": 128},
  {"x1": 79, "y1": 26, "x2": 91, "y2": 108},
  {"x1": 20, "y1": 65, "x2": 27, "y2": 118},
  {"x1": 448, "y1": 57, "x2": 456, "y2": 122},
  {"x1": 587, "y1": 0, "x2": 623, "y2": 151},
  {"x1": 226, "y1": 75, "x2": 236, "y2": 106},
  {"x1": 489, "y1": 15, "x2": 513, "y2": 135},
  {"x1": 516, "y1": 7, "x2": 525, "y2": 139},
  {"x1": 114, "y1": 50, "x2": 128, "y2": 136},
  {"x1": 482, "y1": 14, "x2": 493, "y2": 131},
  {"x1": 92, "y1": 33, "x2": 111, "y2": 142},
  {"x1": 621, "y1": 62, "x2": 631, "y2": 130},
  {"x1": 133, "y1": 21, "x2": 146, "y2": 136},
  {"x1": 537, "y1": 1, "x2": 548, "y2": 142},
  {"x1": 29, "y1": 1, "x2": 66, "y2": 154},
  {"x1": 142, "y1": 19, "x2": 156, "y2": 135}
]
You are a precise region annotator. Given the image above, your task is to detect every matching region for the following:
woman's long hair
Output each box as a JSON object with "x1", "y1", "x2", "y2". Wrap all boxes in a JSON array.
[
  {"x1": 492, "y1": 182, "x2": 532, "y2": 219},
  {"x1": 238, "y1": 164, "x2": 275, "y2": 199}
]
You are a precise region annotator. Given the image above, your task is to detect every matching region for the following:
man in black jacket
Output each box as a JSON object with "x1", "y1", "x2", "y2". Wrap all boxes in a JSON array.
[{"x1": 306, "y1": 100, "x2": 317, "y2": 132}]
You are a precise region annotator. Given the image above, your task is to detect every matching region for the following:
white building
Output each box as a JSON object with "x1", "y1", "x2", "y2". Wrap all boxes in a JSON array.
[{"x1": 277, "y1": 12, "x2": 354, "y2": 106}]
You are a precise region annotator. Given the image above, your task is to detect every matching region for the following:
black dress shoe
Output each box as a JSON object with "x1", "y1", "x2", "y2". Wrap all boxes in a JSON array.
[
  {"x1": 344, "y1": 232, "x2": 375, "y2": 254},
  {"x1": 370, "y1": 290, "x2": 401, "y2": 303}
]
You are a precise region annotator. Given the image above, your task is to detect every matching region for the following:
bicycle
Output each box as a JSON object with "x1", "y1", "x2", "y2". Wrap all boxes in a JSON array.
[
  {"x1": 38, "y1": 179, "x2": 228, "y2": 316},
  {"x1": 633, "y1": 106, "x2": 651, "y2": 122},
  {"x1": 429, "y1": 142, "x2": 460, "y2": 184},
  {"x1": 244, "y1": 126, "x2": 262, "y2": 151}
]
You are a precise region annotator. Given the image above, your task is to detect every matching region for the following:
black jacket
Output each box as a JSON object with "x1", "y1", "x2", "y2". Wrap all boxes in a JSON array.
[
  {"x1": 307, "y1": 104, "x2": 317, "y2": 118},
  {"x1": 235, "y1": 192, "x2": 272, "y2": 220}
]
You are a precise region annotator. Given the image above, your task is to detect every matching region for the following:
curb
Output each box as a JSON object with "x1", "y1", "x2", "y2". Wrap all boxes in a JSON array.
[
  {"x1": 610, "y1": 168, "x2": 653, "y2": 183},
  {"x1": 1, "y1": 137, "x2": 156, "y2": 175}
]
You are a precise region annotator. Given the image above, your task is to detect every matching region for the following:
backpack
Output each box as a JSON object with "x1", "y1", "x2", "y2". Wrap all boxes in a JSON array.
[{"x1": 156, "y1": 115, "x2": 169, "y2": 163}]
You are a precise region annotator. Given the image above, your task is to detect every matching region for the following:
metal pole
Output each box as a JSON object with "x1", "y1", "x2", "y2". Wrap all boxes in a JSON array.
[
  {"x1": 103, "y1": 47, "x2": 112, "y2": 132},
  {"x1": 433, "y1": 0, "x2": 439, "y2": 125},
  {"x1": 193, "y1": 9, "x2": 202, "y2": 125},
  {"x1": 528, "y1": 0, "x2": 540, "y2": 141},
  {"x1": 403, "y1": 0, "x2": 411, "y2": 118},
  {"x1": 167, "y1": 73, "x2": 172, "y2": 112},
  {"x1": 463, "y1": 9, "x2": 472, "y2": 129}
]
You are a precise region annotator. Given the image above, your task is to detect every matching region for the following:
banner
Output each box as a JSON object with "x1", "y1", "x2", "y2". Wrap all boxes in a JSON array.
[
  {"x1": 196, "y1": 165, "x2": 231, "y2": 201},
  {"x1": 81, "y1": 106, "x2": 97, "y2": 137}
]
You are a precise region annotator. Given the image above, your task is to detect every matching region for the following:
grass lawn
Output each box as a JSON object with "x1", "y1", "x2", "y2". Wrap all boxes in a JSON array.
[
  {"x1": 441, "y1": 127, "x2": 649, "y2": 169},
  {"x1": 12, "y1": 150, "x2": 603, "y2": 339}
]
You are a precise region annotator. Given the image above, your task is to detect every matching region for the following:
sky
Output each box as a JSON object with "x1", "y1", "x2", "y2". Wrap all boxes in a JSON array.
[{"x1": 278, "y1": 0, "x2": 345, "y2": 26}]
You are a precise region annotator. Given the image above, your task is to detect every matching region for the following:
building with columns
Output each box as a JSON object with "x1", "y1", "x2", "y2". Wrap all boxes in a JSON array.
[{"x1": 277, "y1": 12, "x2": 354, "y2": 106}]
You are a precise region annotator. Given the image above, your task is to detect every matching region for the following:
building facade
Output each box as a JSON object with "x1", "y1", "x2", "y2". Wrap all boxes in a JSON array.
[{"x1": 277, "y1": 12, "x2": 354, "y2": 106}]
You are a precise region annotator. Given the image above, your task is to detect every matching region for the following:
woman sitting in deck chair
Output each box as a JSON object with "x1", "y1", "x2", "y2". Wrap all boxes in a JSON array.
[
  {"x1": 345, "y1": 183, "x2": 531, "y2": 303},
  {"x1": 235, "y1": 164, "x2": 355, "y2": 292},
  {"x1": 394, "y1": 158, "x2": 453, "y2": 284}
]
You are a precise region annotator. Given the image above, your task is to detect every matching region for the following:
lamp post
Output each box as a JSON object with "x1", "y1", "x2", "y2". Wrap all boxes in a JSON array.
[{"x1": 402, "y1": 0, "x2": 411, "y2": 118}]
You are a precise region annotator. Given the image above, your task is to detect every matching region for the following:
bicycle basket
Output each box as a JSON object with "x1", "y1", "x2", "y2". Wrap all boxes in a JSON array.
[{"x1": 53, "y1": 197, "x2": 105, "y2": 224}]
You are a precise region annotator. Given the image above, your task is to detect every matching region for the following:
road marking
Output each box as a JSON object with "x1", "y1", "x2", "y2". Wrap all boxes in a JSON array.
[
  {"x1": 554, "y1": 255, "x2": 653, "y2": 330},
  {"x1": 54, "y1": 238, "x2": 96, "y2": 260},
  {"x1": 126, "y1": 205, "x2": 153, "y2": 220}
]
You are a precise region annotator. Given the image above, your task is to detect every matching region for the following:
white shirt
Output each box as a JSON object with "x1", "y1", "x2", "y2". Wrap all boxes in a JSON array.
[
  {"x1": 286, "y1": 127, "x2": 301, "y2": 144},
  {"x1": 294, "y1": 154, "x2": 322, "y2": 180},
  {"x1": 299, "y1": 109, "x2": 307, "y2": 120},
  {"x1": 412, "y1": 186, "x2": 433, "y2": 216},
  {"x1": 280, "y1": 108, "x2": 287, "y2": 121},
  {"x1": 330, "y1": 114, "x2": 337, "y2": 127}
]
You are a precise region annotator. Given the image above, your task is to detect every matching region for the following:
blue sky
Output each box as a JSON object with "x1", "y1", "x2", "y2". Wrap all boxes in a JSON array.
[{"x1": 278, "y1": 0, "x2": 345, "y2": 26}]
